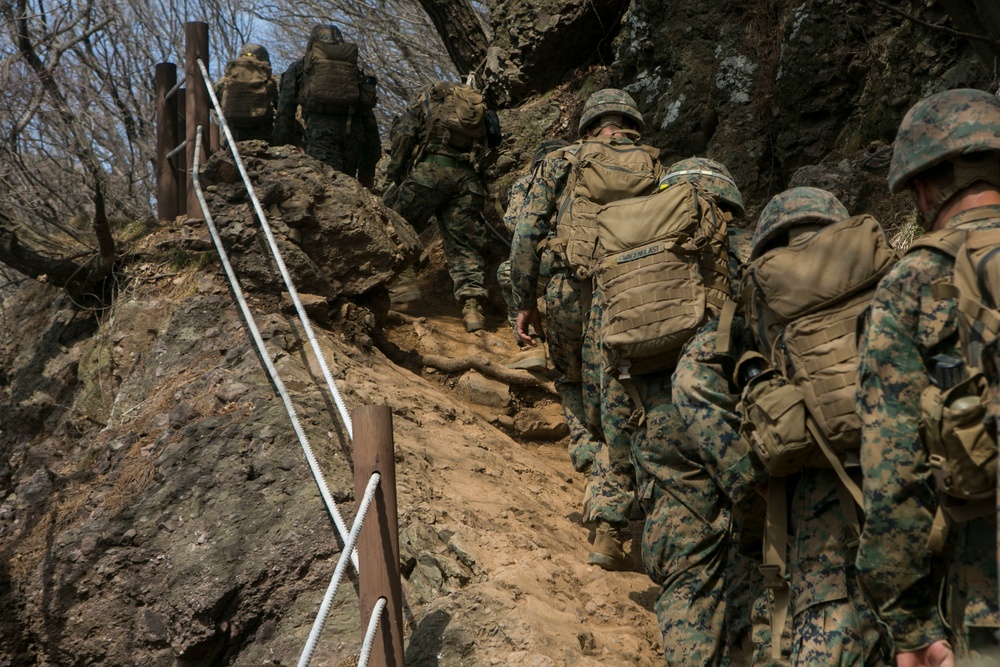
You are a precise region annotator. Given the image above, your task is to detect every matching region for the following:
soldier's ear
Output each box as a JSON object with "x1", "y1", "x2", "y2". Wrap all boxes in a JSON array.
[{"x1": 910, "y1": 178, "x2": 936, "y2": 219}]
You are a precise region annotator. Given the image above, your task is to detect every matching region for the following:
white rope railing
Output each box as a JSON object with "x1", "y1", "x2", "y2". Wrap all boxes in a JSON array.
[
  {"x1": 297, "y1": 471, "x2": 381, "y2": 667},
  {"x1": 190, "y1": 78, "x2": 396, "y2": 663},
  {"x1": 196, "y1": 58, "x2": 355, "y2": 441},
  {"x1": 358, "y1": 597, "x2": 389, "y2": 667}
]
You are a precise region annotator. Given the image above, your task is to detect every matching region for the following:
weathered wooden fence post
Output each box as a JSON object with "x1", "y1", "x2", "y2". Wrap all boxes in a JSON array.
[
  {"x1": 184, "y1": 21, "x2": 209, "y2": 220},
  {"x1": 155, "y1": 62, "x2": 180, "y2": 222},
  {"x1": 353, "y1": 405, "x2": 404, "y2": 667}
]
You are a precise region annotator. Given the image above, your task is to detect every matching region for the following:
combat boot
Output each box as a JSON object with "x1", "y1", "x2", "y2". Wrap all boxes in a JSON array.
[
  {"x1": 588, "y1": 521, "x2": 632, "y2": 571},
  {"x1": 502, "y1": 335, "x2": 547, "y2": 370},
  {"x1": 388, "y1": 266, "x2": 421, "y2": 307},
  {"x1": 462, "y1": 298, "x2": 485, "y2": 333}
]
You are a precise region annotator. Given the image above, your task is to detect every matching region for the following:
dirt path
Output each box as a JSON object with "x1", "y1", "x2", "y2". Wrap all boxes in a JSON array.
[{"x1": 358, "y1": 294, "x2": 663, "y2": 665}]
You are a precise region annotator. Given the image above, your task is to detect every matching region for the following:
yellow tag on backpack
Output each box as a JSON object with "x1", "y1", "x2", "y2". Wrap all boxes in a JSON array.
[{"x1": 222, "y1": 57, "x2": 273, "y2": 127}]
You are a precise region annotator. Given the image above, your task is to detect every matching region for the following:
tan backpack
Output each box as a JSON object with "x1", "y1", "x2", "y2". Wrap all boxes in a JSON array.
[
  {"x1": 594, "y1": 182, "x2": 730, "y2": 376},
  {"x1": 300, "y1": 40, "x2": 361, "y2": 113},
  {"x1": 221, "y1": 57, "x2": 273, "y2": 127},
  {"x1": 542, "y1": 138, "x2": 663, "y2": 279},
  {"x1": 908, "y1": 228, "x2": 1000, "y2": 550},
  {"x1": 422, "y1": 81, "x2": 487, "y2": 152},
  {"x1": 737, "y1": 214, "x2": 898, "y2": 661},
  {"x1": 738, "y1": 214, "x2": 898, "y2": 473}
]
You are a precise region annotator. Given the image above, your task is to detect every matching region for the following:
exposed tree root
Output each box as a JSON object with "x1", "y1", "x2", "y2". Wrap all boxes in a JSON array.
[{"x1": 373, "y1": 320, "x2": 557, "y2": 393}]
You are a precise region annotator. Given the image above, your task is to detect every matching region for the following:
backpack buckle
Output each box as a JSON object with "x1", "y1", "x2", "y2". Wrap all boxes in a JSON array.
[{"x1": 758, "y1": 564, "x2": 788, "y2": 591}]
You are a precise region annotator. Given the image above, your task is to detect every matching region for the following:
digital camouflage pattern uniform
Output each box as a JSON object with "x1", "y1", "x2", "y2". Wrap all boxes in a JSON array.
[
  {"x1": 856, "y1": 206, "x2": 1000, "y2": 659},
  {"x1": 582, "y1": 285, "x2": 635, "y2": 526},
  {"x1": 498, "y1": 172, "x2": 534, "y2": 326},
  {"x1": 498, "y1": 139, "x2": 570, "y2": 329},
  {"x1": 634, "y1": 159, "x2": 773, "y2": 665},
  {"x1": 509, "y1": 144, "x2": 599, "y2": 473},
  {"x1": 858, "y1": 87, "x2": 1000, "y2": 663},
  {"x1": 745, "y1": 187, "x2": 887, "y2": 666},
  {"x1": 384, "y1": 83, "x2": 490, "y2": 305},
  {"x1": 643, "y1": 315, "x2": 768, "y2": 666},
  {"x1": 272, "y1": 30, "x2": 380, "y2": 185}
]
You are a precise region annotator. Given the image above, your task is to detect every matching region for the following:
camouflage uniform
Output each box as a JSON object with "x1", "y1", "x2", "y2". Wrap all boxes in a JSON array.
[
  {"x1": 510, "y1": 145, "x2": 599, "y2": 473},
  {"x1": 633, "y1": 159, "x2": 769, "y2": 665},
  {"x1": 856, "y1": 206, "x2": 1000, "y2": 658},
  {"x1": 858, "y1": 88, "x2": 1000, "y2": 663},
  {"x1": 637, "y1": 315, "x2": 766, "y2": 666},
  {"x1": 214, "y1": 44, "x2": 278, "y2": 143},
  {"x1": 384, "y1": 82, "x2": 491, "y2": 304},
  {"x1": 498, "y1": 139, "x2": 569, "y2": 329},
  {"x1": 582, "y1": 285, "x2": 635, "y2": 526},
  {"x1": 739, "y1": 187, "x2": 889, "y2": 666},
  {"x1": 498, "y1": 173, "x2": 534, "y2": 326},
  {"x1": 787, "y1": 469, "x2": 888, "y2": 665},
  {"x1": 272, "y1": 36, "x2": 380, "y2": 184}
]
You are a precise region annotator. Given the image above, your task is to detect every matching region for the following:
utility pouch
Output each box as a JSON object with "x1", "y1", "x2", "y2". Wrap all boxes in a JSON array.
[
  {"x1": 920, "y1": 369, "x2": 997, "y2": 502},
  {"x1": 737, "y1": 357, "x2": 819, "y2": 477}
]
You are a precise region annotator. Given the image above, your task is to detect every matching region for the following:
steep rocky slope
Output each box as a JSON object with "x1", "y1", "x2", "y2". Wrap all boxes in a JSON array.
[
  {"x1": 1, "y1": 0, "x2": 996, "y2": 664},
  {"x1": 0, "y1": 150, "x2": 661, "y2": 666}
]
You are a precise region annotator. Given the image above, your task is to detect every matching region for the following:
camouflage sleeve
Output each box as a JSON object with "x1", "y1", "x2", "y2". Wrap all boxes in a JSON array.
[
  {"x1": 272, "y1": 60, "x2": 303, "y2": 146},
  {"x1": 672, "y1": 317, "x2": 769, "y2": 504},
  {"x1": 502, "y1": 173, "x2": 534, "y2": 235},
  {"x1": 509, "y1": 155, "x2": 569, "y2": 310},
  {"x1": 267, "y1": 77, "x2": 279, "y2": 115},
  {"x1": 855, "y1": 255, "x2": 952, "y2": 651},
  {"x1": 386, "y1": 88, "x2": 428, "y2": 184},
  {"x1": 358, "y1": 105, "x2": 382, "y2": 184}
]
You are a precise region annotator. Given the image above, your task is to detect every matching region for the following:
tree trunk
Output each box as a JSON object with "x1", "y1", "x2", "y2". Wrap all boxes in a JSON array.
[
  {"x1": 415, "y1": 0, "x2": 488, "y2": 79},
  {"x1": 0, "y1": 221, "x2": 97, "y2": 294},
  {"x1": 939, "y1": 0, "x2": 1000, "y2": 70}
]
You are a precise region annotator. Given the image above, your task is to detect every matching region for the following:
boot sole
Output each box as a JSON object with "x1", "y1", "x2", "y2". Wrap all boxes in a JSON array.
[
  {"x1": 389, "y1": 291, "x2": 422, "y2": 304},
  {"x1": 587, "y1": 551, "x2": 633, "y2": 571},
  {"x1": 504, "y1": 357, "x2": 547, "y2": 371}
]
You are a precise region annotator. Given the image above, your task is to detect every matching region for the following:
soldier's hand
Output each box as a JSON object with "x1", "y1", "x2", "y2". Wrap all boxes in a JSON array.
[
  {"x1": 515, "y1": 308, "x2": 543, "y2": 346},
  {"x1": 896, "y1": 640, "x2": 954, "y2": 667}
]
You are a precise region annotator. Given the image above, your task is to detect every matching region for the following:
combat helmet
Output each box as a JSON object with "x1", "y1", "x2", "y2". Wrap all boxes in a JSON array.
[
  {"x1": 750, "y1": 186, "x2": 848, "y2": 261},
  {"x1": 531, "y1": 138, "x2": 569, "y2": 171},
  {"x1": 240, "y1": 43, "x2": 270, "y2": 62},
  {"x1": 579, "y1": 89, "x2": 645, "y2": 136},
  {"x1": 661, "y1": 157, "x2": 745, "y2": 218},
  {"x1": 888, "y1": 88, "x2": 1000, "y2": 194},
  {"x1": 309, "y1": 24, "x2": 344, "y2": 45}
]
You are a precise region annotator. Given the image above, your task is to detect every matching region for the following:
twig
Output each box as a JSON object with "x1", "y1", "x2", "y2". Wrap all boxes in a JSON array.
[{"x1": 873, "y1": 0, "x2": 1000, "y2": 50}]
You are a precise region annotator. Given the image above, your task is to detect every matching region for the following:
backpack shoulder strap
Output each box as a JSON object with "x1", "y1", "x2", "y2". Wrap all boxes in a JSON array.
[{"x1": 906, "y1": 228, "x2": 966, "y2": 258}]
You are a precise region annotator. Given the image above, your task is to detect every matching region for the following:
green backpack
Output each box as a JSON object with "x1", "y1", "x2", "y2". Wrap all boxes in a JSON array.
[
  {"x1": 422, "y1": 81, "x2": 487, "y2": 152},
  {"x1": 221, "y1": 56, "x2": 273, "y2": 127},
  {"x1": 300, "y1": 40, "x2": 361, "y2": 113}
]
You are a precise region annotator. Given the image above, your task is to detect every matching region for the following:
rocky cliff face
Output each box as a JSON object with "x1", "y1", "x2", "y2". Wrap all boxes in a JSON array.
[{"x1": 0, "y1": 1, "x2": 993, "y2": 665}]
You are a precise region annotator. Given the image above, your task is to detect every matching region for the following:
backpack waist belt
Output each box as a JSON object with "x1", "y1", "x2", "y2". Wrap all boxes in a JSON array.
[{"x1": 422, "y1": 154, "x2": 470, "y2": 169}]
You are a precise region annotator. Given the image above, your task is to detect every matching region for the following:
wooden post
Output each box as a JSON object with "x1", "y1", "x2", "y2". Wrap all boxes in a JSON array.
[
  {"x1": 184, "y1": 21, "x2": 210, "y2": 220},
  {"x1": 352, "y1": 405, "x2": 404, "y2": 667},
  {"x1": 155, "y1": 63, "x2": 180, "y2": 222}
]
